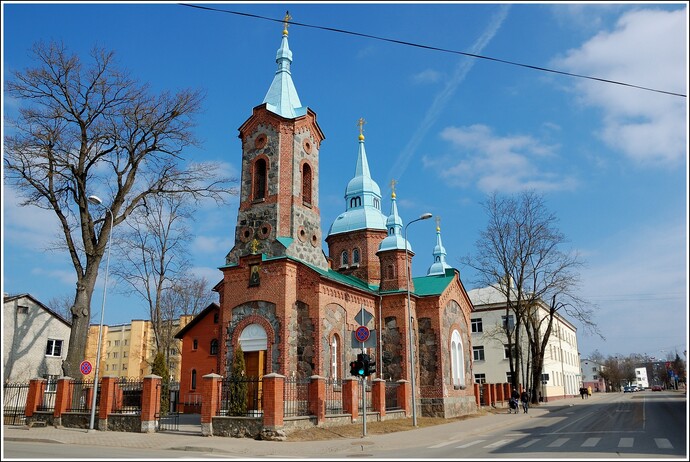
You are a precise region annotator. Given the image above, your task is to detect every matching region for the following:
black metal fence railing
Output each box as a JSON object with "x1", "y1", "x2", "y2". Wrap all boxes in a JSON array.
[
  {"x1": 37, "y1": 388, "x2": 56, "y2": 412},
  {"x1": 69, "y1": 379, "x2": 97, "y2": 413},
  {"x1": 218, "y1": 376, "x2": 262, "y2": 417},
  {"x1": 111, "y1": 378, "x2": 143, "y2": 414},
  {"x1": 3, "y1": 382, "x2": 29, "y2": 425},
  {"x1": 324, "y1": 378, "x2": 343, "y2": 415},
  {"x1": 283, "y1": 376, "x2": 310, "y2": 417},
  {"x1": 385, "y1": 381, "x2": 400, "y2": 410}
]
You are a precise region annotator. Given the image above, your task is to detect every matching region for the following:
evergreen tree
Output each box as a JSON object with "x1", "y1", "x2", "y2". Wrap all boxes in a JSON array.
[
  {"x1": 152, "y1": 352, "x2": 170, "y2": 416},
  {"x1": 228, "y1": 345, "x2": 247, "y2": 416}
]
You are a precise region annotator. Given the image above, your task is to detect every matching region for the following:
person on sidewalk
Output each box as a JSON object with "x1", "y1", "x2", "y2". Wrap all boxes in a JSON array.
[{"x1": 520, "y1": 390, "x2": 529, "y2": 414}]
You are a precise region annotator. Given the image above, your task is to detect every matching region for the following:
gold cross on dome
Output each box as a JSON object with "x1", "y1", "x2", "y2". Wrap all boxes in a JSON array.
[
  {"x1": 357, "y1": 118, "x2": 366, "y2": 136},
  {"x1": 436, "y1": 215, "x2": 441, "y2": 231},
  {"x1": 283, "y1": 11, "x2": 292, "y2": 34},
  {"x1": 250, "y1": 238, "x2": 260, "y2": 254}
]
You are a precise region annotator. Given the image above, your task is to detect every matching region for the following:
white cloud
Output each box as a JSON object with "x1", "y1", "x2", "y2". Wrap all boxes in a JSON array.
[
  {"x1": 551, "y1": 8, "x2": 687, "y2": 166},
  {"x1": 423, "y1": 124, "x2": 577, "y2": 193},
  {"x1": 411, "y1": 69, "x2": 442, "y2": 84},
  {"x1": 192, "y1": 235, "x2": 233, "y2": 255},
  {"x1": 2, "y1": 187, "x2": 64, "y2": 253}
]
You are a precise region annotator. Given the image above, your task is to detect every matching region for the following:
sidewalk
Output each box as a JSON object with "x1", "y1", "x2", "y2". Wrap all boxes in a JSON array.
[{"x1": 2, "y1": 395, "x2": 591, "y2": 458}]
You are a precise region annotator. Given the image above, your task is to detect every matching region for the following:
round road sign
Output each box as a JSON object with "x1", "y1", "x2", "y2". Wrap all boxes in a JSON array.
[
  {"x1": 355, "y1": 326, "x2": 370, "y2": 342},
  {"x1": 80, "y1": 360, "x2": 92, "y2": 375}
]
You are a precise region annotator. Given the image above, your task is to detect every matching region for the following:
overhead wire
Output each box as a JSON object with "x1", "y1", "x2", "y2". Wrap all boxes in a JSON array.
[{"x1": 179, "y1": 3, "x2": 686, "y2": 98}]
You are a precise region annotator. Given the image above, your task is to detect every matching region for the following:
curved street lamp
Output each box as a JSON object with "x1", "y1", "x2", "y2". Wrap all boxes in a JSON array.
[
  {"x1": 404, "y1": 212, "x2": 432, "y2": 427},
  {"x1": 87, "y1": 195, "x2": 113, "y2": 432}
]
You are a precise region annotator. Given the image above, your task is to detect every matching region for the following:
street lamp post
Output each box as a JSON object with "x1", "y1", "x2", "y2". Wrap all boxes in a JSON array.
[
  {"x1": 87, "y1": 195, "x2": 113, "y2": 431},
  {"x1": 404, "y1": 212, "x2": 432, "y2": 427}
]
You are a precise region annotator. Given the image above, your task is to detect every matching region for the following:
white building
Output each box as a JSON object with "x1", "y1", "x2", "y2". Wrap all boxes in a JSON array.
[
  {"x1": 3, "y1": 293, "x2": 72, "y2": 384},
  {"x1": 635, "y1": 367, "x2": 650, "y2": 389},
  {"x1": 468, "y1": 284, "x2": 581, "y2": 401},
  {"x1": 580, "y1": 358, "x2": 607, "y2": 392}
]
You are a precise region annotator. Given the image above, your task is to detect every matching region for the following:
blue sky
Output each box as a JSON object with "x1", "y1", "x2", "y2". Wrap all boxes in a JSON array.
[{"x1": 2, "y1": 2, "x2": 687, "y2": 361}]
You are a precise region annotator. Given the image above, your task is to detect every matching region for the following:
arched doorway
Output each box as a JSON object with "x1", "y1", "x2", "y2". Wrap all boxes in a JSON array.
[{"x1": 239, "y1": 323, "x2": 268, "y2": 378}]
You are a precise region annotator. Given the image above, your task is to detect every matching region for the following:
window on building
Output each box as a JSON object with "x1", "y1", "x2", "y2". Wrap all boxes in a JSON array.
[
  {"x1": 123, "y1": 364, "x2": 127, "y2": 371},
  {"x1": 210, "y1": 339, "x2": 218, "y2": 355},
  {"x1": 17, "y1": 305, "x2": 28, "y2": 314},
  {"x1": 450, "y1": 330, "x2": 466, "y2": 388},
  {"x1": 501, "y1": 315, "x2": 515, "y2": 331},
  {"x1": 213, "y1": 313, "x2": 219, "y2": 324},
  {"x1": 473, "y1": 346, "x2": 485, "y2": 361},
  {"x1": 114, "y1": 340, "x2": 120, "y2": 346},
  {"x1": 191, "y1": 370, "x2": 197, "y2": 390},
  {"x1": 43, "y1": 374, "x2": 59, "y2": 393},
  {"x1": 107, "y1": 341, "x2": 111, "y2": 347},
  {"x1": 471, "y1": 318, "x2": 483, "y2": 333},
  {"x1": 169, "y1": 348, "x2": 177, "y2": 356},
  {"x1": 341, "y1": 250, "x2": 348, "y2": 267},
  {"x1": 45, "y1": 339, "x2": 63, "y2": 357},
  {"x1": 193, "y1": 339, "x2": 198, "y2": 350},
  {"x1": 107, "y1": 353, "x2": 110, "y2": 359},
  {"x1": 112, "y1": 364, "x2": 118, "y2": 371},
  {"x1": 506, "y1": 372, "x2": 513, "y2": 383},
  {"x1": 105, "y1": 365, "x2": 109, "y2": 371},
  {"x1": 331, "y1": 335, "x2": 339, "y2": 380},
  {"x1": 373, "y1": 198, "x2": 380, "y2": 209},
  {"x1": 124, "y1": 339, "x2": 128, "y2": 346},
  {"x1": 253, "y1": 158, "x2": 267, "y2": 200},
  {"x1": 503, "y1": 344, "x2": 516, "y2": 360},
  {"x1": 124, "y1": 352, "x2": 128, "y2": 358},
  {"x1": 352, "y1": 248, "x2": 360, "y2": 265},
  {"x1": 349, "y1": 196, "x2": 362, "y2": 208},
  {"x1": 593, "y1": 375, "x2": 598, "y2": 380},
  {"x1": 302, "y1": 163, "x2": 312, "y2": 205},
  {"x1": 113, "y1": 352, "x2": 118, "y2": 359},
  {"x1": 474, "y1": 373, "x2": 486, "y2": 384}
]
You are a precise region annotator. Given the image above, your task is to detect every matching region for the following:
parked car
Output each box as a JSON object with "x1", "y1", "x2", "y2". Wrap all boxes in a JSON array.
[
  {"x1": 623, "y1": 386, "x2": 633, "y2": 393},
  {"x1": 652, "y1": 385, "x2": 663, "y2": 391}
]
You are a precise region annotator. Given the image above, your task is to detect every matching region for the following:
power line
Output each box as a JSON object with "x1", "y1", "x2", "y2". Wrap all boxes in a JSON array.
[{"x1": 179, "y1": 3, "x2": 686, "y2": 98}]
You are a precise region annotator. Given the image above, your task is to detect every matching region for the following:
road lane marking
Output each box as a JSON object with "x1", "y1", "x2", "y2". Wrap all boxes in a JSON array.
[
  {"x1": 428, "y1": 439, "x2": 463, "y2": 449},
  {"x1": 547, "y1": 438, "x2": 569, "y2": 447},
  {"x1": 618, "y1": 438, "x2": 634, "y2": 447},
  {"x1": 455, "y1": 440, "x2": 485, "y2": 448},
  {"x1": 484, "y1": 439, "x2": 513, "y2": 448},
  {"x1": 582, "y1": 437, "x2": 600, "y2": 447},
  {"x1": 517, "y1": 439, "x2": 540, "y2": 448},
  {"x1": 655, "y1": 438, "x2": 673, "y2": 449}
]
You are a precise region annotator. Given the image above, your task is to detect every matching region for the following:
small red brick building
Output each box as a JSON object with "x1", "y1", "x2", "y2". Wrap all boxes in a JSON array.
[{"x1": 177, "y1": 20, "x2": 476, "y2": 418}]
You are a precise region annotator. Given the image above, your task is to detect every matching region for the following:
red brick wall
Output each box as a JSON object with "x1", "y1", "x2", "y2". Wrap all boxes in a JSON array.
[{"x1": 178, "y1": 306, "x2": 220, "y2": 407}]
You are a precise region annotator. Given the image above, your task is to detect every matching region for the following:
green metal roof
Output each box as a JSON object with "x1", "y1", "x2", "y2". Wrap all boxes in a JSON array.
[{"x1": 411, "y1": 268, "x2": 456, "y2": 296}]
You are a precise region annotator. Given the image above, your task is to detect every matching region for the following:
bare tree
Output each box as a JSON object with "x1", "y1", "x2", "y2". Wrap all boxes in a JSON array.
[
  {"x1": 110, "y1": 193, "x2": 191, "y2": 355},
  {"x1": 462, "y1": 191, "x2": 602, "y2": 401},
  {"x1": 4, "y1": 41, "x2": 236, "y2": 378},
  {"x1": 162, "y1": 274, "x2": 217, "y2": 318},
  {"x1": 45, "y1": 293, "x2": 76, "y2": 321}
]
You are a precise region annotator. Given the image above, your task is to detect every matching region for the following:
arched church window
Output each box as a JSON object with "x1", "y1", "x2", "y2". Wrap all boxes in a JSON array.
[
  {"x1": 352, "y1": 248, "x2": 360, "y2": 265},
  {"x1": 373, "y1": 198, "x2": 380, "y2": 209},
  {"x1": 387, "y1": 264, "x2": 395, "y2": 279},
  {"x1": 210, "y1": 339, "x2": 218, "y2": 355},
  {"x1": 331, "y1": 335, "x2": 340, "y2": 379},
  {"x1": 254, "y1": 158, "x2": 267, "y2": 200},
  {"x1": 191, "y1": 369, "x2": 197, "y2": 390},
  {"x1": 341, "y1": 250, "x2": 348, "y2": 267},
  {"x1": 302, "y1": 163, "x2": 312, "y2": 205},
  {"x1": 349, "y1": 196, "x2": 361, "y2": 208},
  {"x1": 451, "y1": 330, "x2": 466, "y2": 388}
]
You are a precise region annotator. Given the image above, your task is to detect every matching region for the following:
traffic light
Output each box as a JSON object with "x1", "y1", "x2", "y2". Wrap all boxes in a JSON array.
[
  {"x1": 367, "y1": 358, "x2": 376, "y2": 377},
  {"x1": 349, "y1": 360, "x2": 359, "y2": 377},
  {"x1": 357, "y1": 353, "x2": 369, "y2": 377}
]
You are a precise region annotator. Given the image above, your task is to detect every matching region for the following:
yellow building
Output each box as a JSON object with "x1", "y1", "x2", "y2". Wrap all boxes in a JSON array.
[{"x1": 84, "y1": 317, "x2": 193, "y2": 381}]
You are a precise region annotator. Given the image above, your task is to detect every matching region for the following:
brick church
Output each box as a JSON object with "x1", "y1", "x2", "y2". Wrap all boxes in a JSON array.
[{"x1": 177, "y1": 17, "x2": 476, "y2": 418}]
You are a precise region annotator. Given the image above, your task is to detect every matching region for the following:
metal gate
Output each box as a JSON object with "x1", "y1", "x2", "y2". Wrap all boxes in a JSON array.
[
  {"x1": 157, "y1": 381, "x2": 180, "y2": 432},
  {"x1": 3, "y1": 382, "x2": 29, "y2": 426}
]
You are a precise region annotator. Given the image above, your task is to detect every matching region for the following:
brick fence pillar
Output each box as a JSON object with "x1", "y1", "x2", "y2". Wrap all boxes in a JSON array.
[
  {"x1": 397, "y1": 380, "x2": 410, "y2": 417},
  {"x1": 496, "y1": 382, "x2": 505, "y2": 404},
  {"x1": 262, "y1": 373, "x2": 285, "y2": 430},
  {"x1": 140, "y1": 375, "x2": 161, "y2": 433},
  {"x1": 308, "y1": 375, "x2": 325, "y2": 425},
  {"x1": 25, "y1": 378, "x2": 46, "y2": 418},
  {"x1": 201, "y1": 373, "x2": 222, "y2": 437},
  {"x1": 371, "y1": 379, "x2": 386, "y2": 419},
  {"x1": 342, "y1": 378, "x2": 359, "y2": 421},
  {"x1": 474, "y1": 383, "x2": 481, "y2": 407},
  {"x1": 503, "y1": 383, "x2": 511, "y2": 403},
  {"x1": 53, "y1": 377, "x2": 74, "y2": 426},
  {"x1": 482, "y1": 383, "x2": 492, "y2": 406},
  {"x1": 97, "y1": 376, "x2": 119, "y2": 431}
]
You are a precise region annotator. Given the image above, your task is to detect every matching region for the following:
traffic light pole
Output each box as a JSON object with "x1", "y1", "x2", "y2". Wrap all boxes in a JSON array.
[{"x1": 361, "y1": 376, "x2": 367, "y2": 437}]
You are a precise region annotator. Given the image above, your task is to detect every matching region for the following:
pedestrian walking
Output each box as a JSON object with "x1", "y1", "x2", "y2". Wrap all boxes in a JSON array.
[{"x1": 520, "y1": 390, "x2": 529, "y2": 414}]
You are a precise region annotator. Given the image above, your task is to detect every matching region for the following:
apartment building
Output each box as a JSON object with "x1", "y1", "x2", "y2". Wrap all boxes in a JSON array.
[{"x1": 468, "y1": 284, "x2": 581, "y2": 401}]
